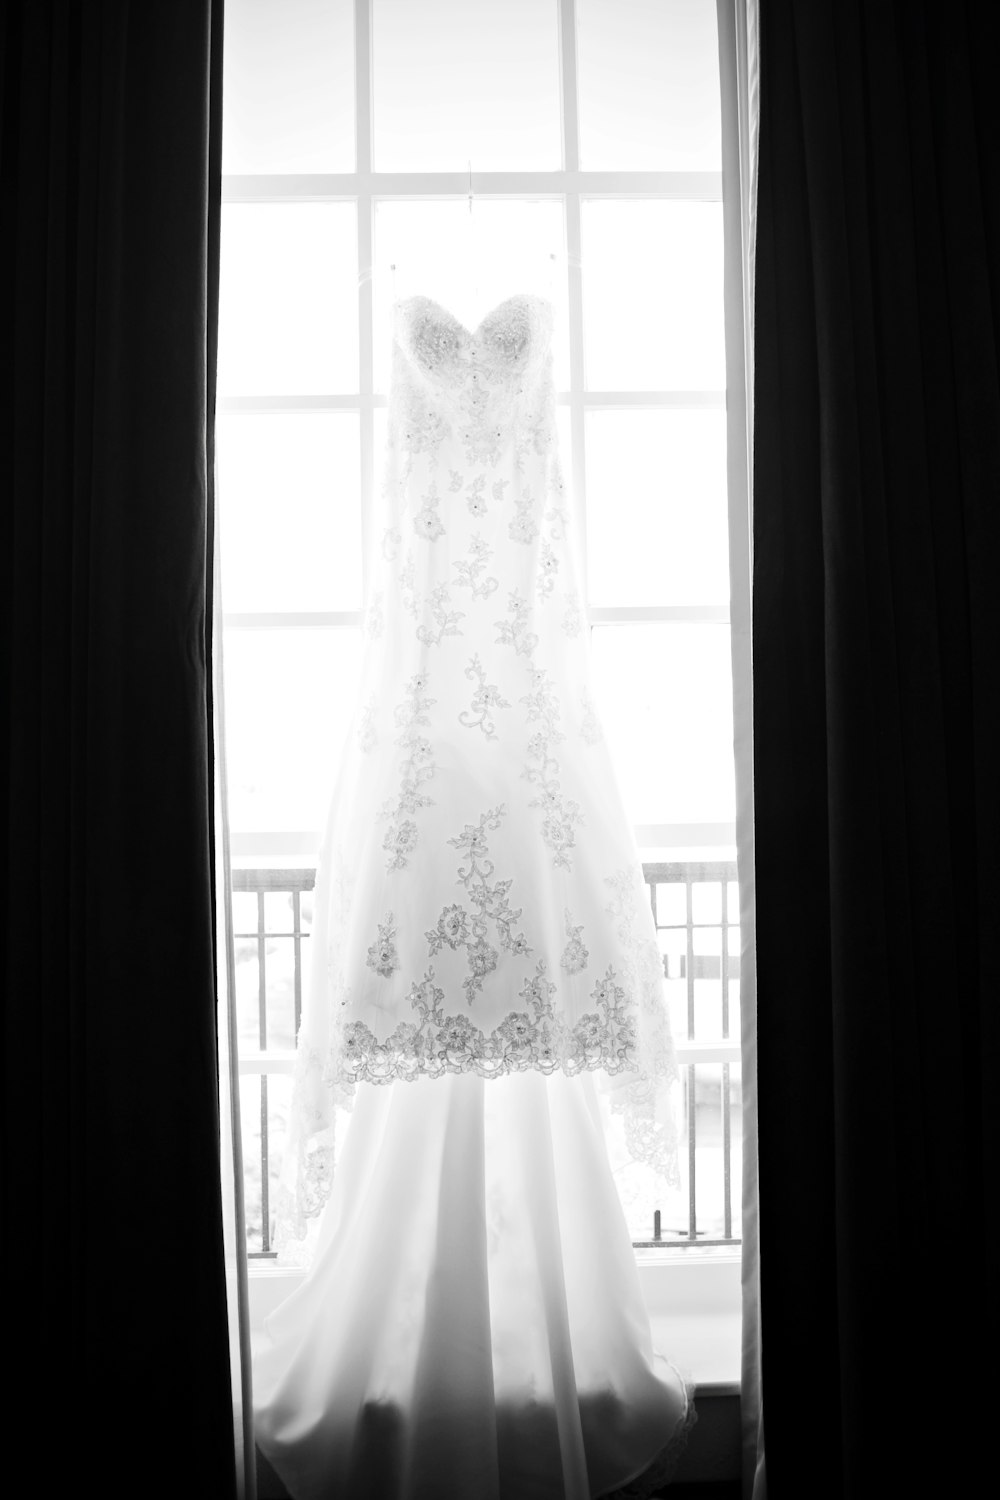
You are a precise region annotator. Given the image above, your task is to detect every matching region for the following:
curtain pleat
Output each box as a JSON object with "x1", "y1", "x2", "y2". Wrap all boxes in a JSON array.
[
  {"x1": 214, "y1": 461, "x2": 256, "y2": 1498},
  {"x1": 716, "y1": 5, "x2": 763, "y2": 1498},
  {"x1": 2, "y1": 4, "x2": 235, "y2": 1491},
  {"x1": 751, "y1": 2, "x2": 1000, "y2": 1495}
]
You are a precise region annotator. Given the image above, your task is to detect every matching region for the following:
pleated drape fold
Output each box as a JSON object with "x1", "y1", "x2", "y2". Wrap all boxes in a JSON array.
[
  {"x1": 2, "y1": 4, "x2": 236, "y2": 1492},
  {"x1": 751, "y1": 2, "x2": 1000, "y2": 1494}
]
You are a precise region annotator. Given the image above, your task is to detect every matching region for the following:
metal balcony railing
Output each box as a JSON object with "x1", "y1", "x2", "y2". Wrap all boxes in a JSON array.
[{"x1": 232, "y1": 861, "x2": 742, "y2": 1258}]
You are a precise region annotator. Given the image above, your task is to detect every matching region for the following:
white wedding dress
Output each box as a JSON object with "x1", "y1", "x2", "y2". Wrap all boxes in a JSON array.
[{"x1": 253, "y1": 292, "x2": 695, "y2": 1499}]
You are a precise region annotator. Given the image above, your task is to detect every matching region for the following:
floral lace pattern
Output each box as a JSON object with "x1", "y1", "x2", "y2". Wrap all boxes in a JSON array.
[
  {"x1": 560, "y1": 909, "x2": 590, "y2": 974},
  {"x1": 393, "y1": 294, "x2": 554, "y2": 471},
  {"x1": 430, "y1": 804, "x2": 532, "y2": 1003},
  {"x1": 458, "y1": 654, "x2": 510, "y2": 740},
  {"x1": 365, "y1": 589, "x2": 384, "y2": 641},
  {"x1": 562, "y1": 588, "x2": 583, "y2": 637},
  {"x1": 494, "y1": 588, "x2": 539, "y2": 658},
  {"x1": 580, "y1": 685, "x2": 603, "y2": 745},
  {"x1": 378, "y1": 672, "x2": 438, "y2": 871},
  {"x1": 452, "y1": 533, "x2": 499, "y2": 600},
  {"x1": 278, "y1": 292, "x2": 681, "y2": 1246},
  {"x1": 520, "y1": 667, "x2": 583, "y2": 871},
  {"x1": 332, "y1": 949, "x2": 637, "y2": 1091},
  {"x1": 357, "y1": 694, "x2": 378, "y2": 753},
  {"x1": 413, "y1": 479, "x2": 446, "y2": 541},
  {"x1": 366, "y1": 913, "x2": 400, "y2": 978},
  {"x1": 416, "y1": 583, "x2": 465, "y2": 647}
]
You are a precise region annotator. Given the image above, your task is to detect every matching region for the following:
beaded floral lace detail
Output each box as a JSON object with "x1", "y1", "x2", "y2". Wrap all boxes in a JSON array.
[
  {"x1": 276, "y1": 291, "x2": 682, "y2": 1249},
  {"x1": 494, "y1": 588, "x2": 538, "y2": 658},
  {"x1": 426, "y1": 804, "x2": 532, "y2": 1003},
  {"x1": 458, "y1": 654, "x2": 510, "y2": 740},
  {"x1": 415, "y1": 583, "x2": 465, "y2": 647},
  {"x1": 378, "y1": 672, "x2": 438, "y2": 870},
  {"x1": 393, "y1": 294, "x2": 554, "y2": 469},
  {"x1": 452, "y1": 533, "x2": 499, "y2": 600},
  {"x1": 560, "y1": 909, "x2": 590, "y2": 974},
  {"x1": 366, "y1": 913, "x2": 400, "y2": 978},
  {"x1": 331, "y1": 950, "x2": 638, "y2": 1091},
  {"x1": 520, "y1": 667, "x2": 584, "y2": 872}
]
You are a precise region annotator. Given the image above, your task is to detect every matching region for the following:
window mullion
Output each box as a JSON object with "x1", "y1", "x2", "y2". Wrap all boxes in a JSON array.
[
  {"x1": 356, "y1": 0, "x2": 375, "y2": 616},
  {"x1": 221, "y1": 172, "x2": 723, "y2": 203},
  {"x1": 557, "y1": 0, "x2": 581, "y2": 174},
  {"x1": 558, "y1": 0, "x2": 588, "y2": 590},
  {"x1": 222, "y1": 612, "x2": 363, "y2": 630}
]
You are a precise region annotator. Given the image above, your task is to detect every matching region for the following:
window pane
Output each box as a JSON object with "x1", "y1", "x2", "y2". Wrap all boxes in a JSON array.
[
  {"x1": 219, "y1": 413, "x2": 362, "y2": 612},
  {"x1": 234, "y1": 936, "x2": 262, "y2": 1052},
  {"x1": 373, "y1": 199, "x2": 569, "y2": 390},
  {"x1": 590, "y1": 623, "x2": 735, "y2": 826},
  {"x1": 222, "y1": 0, "x2": 354, "y2": 172},
  {"x1": 585, "y1": 409, "x2": 729, "y2": 606},
  {"x1": 582, "y1": 201, "x2": 725, "y2": 390},
  {"x1": 658, "y1": 925, "x2": 688, "y2": 1038},
  {"x1": 577, "y1": 0, "x2": 721, "y2": 170},
  {"x1": 240, "y1": 1072, "x2": 292, "y2": 1254},
  {"x1": 232, "y1": 891, "x2": 258, "y2": 934},
  {"x1": 224, "y1": 627, "x2": 362, "y2": 832},
  {"x1": 259, "y1": 937, "x2": 298, "y2": 1050},
  {"x1": 372, "y1": 0, "x2": 561, "y2": 169},
  {"x1": 691, "y1": 880, "x2": 722, "y2": 924},
  {"x1": 218, "y1": 203, "x2": 358, "y2": 396},
  {"x1": 693, "y1": 925, "x2": 723, "y2": 1040},
  {"x1": 234, "y1": 932, "x2": 299, "y2": 1055},
  {"x1": 240, "y1": 1073, "x2": 263, "y2": 1252},
  {"x1": 606, "y1": 1064, "x2": 742, "y2": 1245},
  {"x1": 655, "y1": 882, "x2": 687, "y2": 927},
  {"x1": 689, "y1": 1062, "x2": 740, "y2": 1238}
]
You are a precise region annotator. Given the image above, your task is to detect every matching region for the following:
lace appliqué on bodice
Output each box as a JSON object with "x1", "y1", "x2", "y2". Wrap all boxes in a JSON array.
[{"x1": 391, "y1": 294, "x2": 556, "y2": 470}]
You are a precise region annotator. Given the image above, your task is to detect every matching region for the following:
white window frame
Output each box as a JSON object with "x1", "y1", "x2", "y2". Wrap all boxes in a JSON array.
[{"x1": 221, "y1": 0, "x2": 750, "y2": 1394}]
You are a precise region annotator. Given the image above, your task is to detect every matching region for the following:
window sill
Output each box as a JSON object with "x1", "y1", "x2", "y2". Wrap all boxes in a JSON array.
[
  {"x1": 248, "y1": 1248, "x2": 741, "y2": 1396},
  {"x1": 638, "y1": 1249, "x2": 741, "y2": 1396}
]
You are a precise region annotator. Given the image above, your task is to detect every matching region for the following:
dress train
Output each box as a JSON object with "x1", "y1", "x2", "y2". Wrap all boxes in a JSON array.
[{"x1": 254, "y1": 1069, "x2": 694, "y2": 1499}]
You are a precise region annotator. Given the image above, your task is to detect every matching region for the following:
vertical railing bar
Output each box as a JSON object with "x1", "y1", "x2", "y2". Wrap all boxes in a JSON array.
[
  {"x1": 686, "y1": 876, "x2": 695, "y2": 1041},
  {"x1": 257, "y1": 890, "x2": 270, "y2": 1252},
  {"x1": 720, "y1": 874, "x2": 730, "y2": 1040},
  {"x1": 260, "y1": 1073, "x2": 270, "y2": 1254},
  {"x1": 293, "y1": 887, "x2": 303, "y2": 1040},
  {"x1": 722, "y1": 1059, "x2": 732, "y2": 1240},
  {"x1": 687, "y1": 1061, "x2": 698, "y2": 1241},
  {"x1": 257, "y1": 889, "x2": 267, "y2": 1049}
]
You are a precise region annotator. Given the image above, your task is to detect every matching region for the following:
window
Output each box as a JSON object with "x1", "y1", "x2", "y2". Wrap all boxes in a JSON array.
[{"x1": 218, "y1": 1, "x2": 746, "y2": 1321}]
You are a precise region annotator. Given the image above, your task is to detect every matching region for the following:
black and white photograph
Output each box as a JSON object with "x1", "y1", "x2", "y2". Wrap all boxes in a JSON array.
[{"x1": 3, "y1": 3, "x2": 997, "y2": 1498}]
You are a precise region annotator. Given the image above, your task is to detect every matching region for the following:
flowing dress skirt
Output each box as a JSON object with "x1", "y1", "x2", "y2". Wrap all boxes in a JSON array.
[{"x1": 253, "y1": 1068, "x2": 694, "y2": 1500}]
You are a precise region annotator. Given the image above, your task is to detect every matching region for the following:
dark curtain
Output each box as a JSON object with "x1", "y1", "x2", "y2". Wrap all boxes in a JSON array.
[
  {"x1": 752, "y1": 1, "x2": 999, "y2": 1495},
  {"x1": 1, "y1": 5, "x2": 235, "y2": 1493}
]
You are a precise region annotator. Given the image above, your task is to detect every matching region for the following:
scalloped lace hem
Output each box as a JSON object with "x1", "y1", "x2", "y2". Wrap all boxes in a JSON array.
[{"x1": 596, "y1": 1364, "x2": 698, "y2": 1499}]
